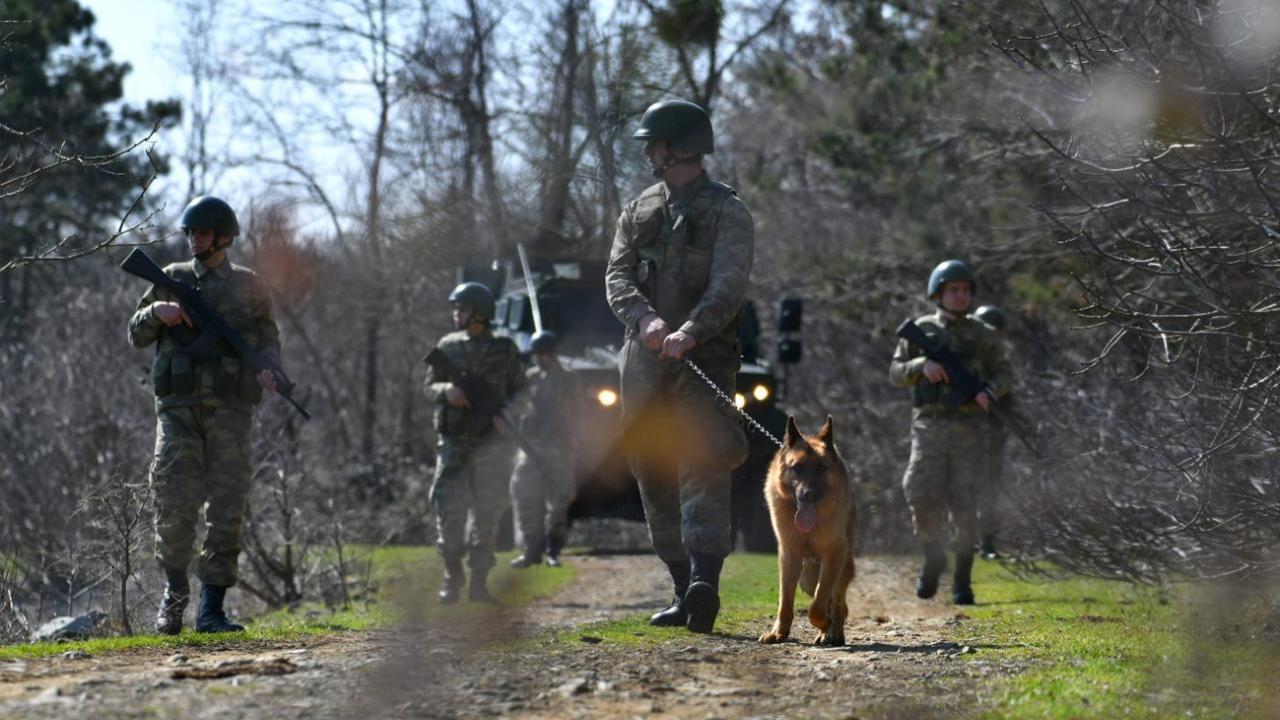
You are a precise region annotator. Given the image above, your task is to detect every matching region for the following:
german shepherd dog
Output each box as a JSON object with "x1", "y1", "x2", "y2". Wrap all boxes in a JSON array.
[{"x1": 758, "y1": 416, "x2": 857, "y2": 646}]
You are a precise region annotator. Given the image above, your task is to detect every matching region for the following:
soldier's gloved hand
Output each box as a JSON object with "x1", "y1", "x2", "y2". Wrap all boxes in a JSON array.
[
  {"x1": 445, "y1": 385, "x2": 471, "y2": 408},
  {"x1": 257, "y1": 369, "x2": 278, "y2": 394},
  {"x1": 660, "y1": 331, "x2": 697, "y2": 360},
  {"x1": 638, "y1": 312, "x2": 671, "y2": 351},
  {"x1": 975, "y1": 391, "x2": 991, "y2": 413},
  {"x1": 153, "y1": 302, "x2": 193, "y2": 328},
  {"x1": 922, "y1": 359, "x2": 951, "y2": 384}
]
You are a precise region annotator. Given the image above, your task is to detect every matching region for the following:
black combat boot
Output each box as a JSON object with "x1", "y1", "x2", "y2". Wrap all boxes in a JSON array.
[
  {"x1": 439, "y1": 557, "x2": 464, "y2": 605},
  {"x1": 953, "y1": 550, "x2": 976, "y2": 605},
  {"x1": 544, "y1": 530, "x2": 566, "y2": 568},
  {"x1": 509, "y1": 552, "x2": 541, "y2": 569},
  {"x1": 979, "y1": 534, "x2": 1000, "y2": 560},
  {"x1": 195, "y1": 584, "x2": 245, "y2": 633},
  {"x1": 915, "y1": 543, "x2": 948, "y2": 599},
  {"x1": 468, "y1": 568, "x2": 497, "y2": 604},
  {"x1": 649, "y1": 560, "x2": 690, "y2": 627},
  {"x1": 155, "y1": 567, "x2": 189, "y2": 636},
  {"x1": 685, "y1": 553, "x2": 724, "y2": 634}
]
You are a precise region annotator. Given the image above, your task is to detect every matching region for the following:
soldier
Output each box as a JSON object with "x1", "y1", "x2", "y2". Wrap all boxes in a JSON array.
[
  {"x1": 509, "y1": 330, "x2": 583, "y2": 569},
  {"x1": 889, "y1": 260, "x2": 1012, "y2": 606},
  {"x1": 423, "y1": 282, "x2": 526, "y2": 604},
  {"x1": 973, "y1": 304, "x2": 1010, "y2": 560},
  {"x1": 128, "y1": 195, "x2": 281, "y2": 634},
  {"x1": 605, "y1": 99, "x2": 753, "y2": 634}
]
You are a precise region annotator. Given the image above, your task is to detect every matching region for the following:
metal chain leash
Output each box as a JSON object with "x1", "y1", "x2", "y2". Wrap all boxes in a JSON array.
[{"x1": 683, "y1": 358, "x2": 784, "y2": 449}]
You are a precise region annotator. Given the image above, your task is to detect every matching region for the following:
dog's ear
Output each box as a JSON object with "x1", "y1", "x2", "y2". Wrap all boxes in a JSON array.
[
  {"x1": 784, "y1": 416, "x2": 803, "y2": 447},
  {"x1": 816, "y1": 415, "x2": 835, "y2": 448}
]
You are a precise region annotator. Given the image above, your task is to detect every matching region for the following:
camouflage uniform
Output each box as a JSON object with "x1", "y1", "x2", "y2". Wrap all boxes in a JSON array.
[
  {"x1": 978, "y1": 396, "x2": 1010, "y2": 543},
  {"x1": 423, "y1": 330, "x2": 525, "y2": 575},
  {"x1": 605, "y1": 172, "x2": 753, "y2": 562},
  {"x1": 128, "y1": 258, "x2": 279, "y2": 587},
  {"x1": 509, "y1": 364, "x2": 583, "y2": 558},
  {"x1": 889, "y1": 311, "x2": 1012, "y2": 550}
]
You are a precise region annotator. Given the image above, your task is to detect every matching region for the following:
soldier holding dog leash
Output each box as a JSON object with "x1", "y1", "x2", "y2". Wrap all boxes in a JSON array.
[{"x1": 605, "y1": 99, "x2": 754, "y2": 635}]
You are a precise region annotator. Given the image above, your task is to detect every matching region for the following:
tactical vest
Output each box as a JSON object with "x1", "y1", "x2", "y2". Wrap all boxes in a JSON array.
[
  {"x1": 910, "y1": 315, "x2": 986, "y2": 413},
  {"x1": 433, "y1": 332, "x2": 521, "y2": 439},
  {"x1": 152, "y1": 262, "x2": 264, "y2": 408},
  {"x1": 629, "y1": 180, "x2": 742, "y2": 351}
]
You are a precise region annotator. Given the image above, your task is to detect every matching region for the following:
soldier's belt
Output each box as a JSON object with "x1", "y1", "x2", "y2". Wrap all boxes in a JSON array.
[{"x1": 913, "y1": 404, "x2": 985, "y2": 418}]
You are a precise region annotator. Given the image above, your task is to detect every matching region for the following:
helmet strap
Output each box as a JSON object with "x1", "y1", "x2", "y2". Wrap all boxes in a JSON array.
[
  {"x1": 194, "y1": 234, "x2": 233, "y2": 261},
  {"x1": 651, "y1": 147, "x2": 677, "y2": 179}
]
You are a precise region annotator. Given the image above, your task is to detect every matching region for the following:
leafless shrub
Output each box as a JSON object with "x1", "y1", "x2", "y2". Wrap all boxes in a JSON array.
[
  {"x1": 76, "y1": 469, "x2": 152, "y2": 635},
  {"x1": 990, "y1": 0, "x2": 1280, "y2": 581}
]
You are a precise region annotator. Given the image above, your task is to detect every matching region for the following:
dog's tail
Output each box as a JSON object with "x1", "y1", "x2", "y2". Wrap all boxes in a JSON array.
[{"x1": 799, "y1": 558, "x2": 820, "y2": 597}]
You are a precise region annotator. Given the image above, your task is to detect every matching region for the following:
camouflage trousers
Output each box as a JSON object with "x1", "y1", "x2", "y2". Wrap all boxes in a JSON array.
[
  {"x1": 901, "y1": 414, "x2": 988, "y2": 549},
  {"x1": 620, "y1": 339, "x2": 748, "y2": 563},
  {"x1": 977, "y1": 427, "x2": 1008, "y2": 538},
  {"x1": 149, "y1": 404, "x2": 254, "y2": 587},
  {"x1": 430, "y1": 436, "x2": 516, "y2": 573},
  {"x1": 509, "y1": 443, "x2": 577, "y2": 556}
]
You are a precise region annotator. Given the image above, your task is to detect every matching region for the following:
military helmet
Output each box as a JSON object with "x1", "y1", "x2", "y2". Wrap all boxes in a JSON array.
[
  {"x1": 179, "y1": 195, "x2": 239, "y2": 238},
  {"x1": 973, "y1": 305, "x2": 1008, "y2": 331},
  {"x1": 927, "y1": 259, "x2": 977, "y2": 298},
  {"x1": 633, "y1": 99, "x2": 714, "y2": 154},
  {"x1": 448, "y1": 282, "x2": 496, "y2": 320},
  {"x1": 529, "y1": 330, "x2": 559, "y2": 354}
]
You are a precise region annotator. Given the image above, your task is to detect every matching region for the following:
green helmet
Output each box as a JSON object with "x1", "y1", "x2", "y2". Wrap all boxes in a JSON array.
[
  {"x1": 529, "y1": 330, "x2": 559, "y2": 354},
  {"x1": 633, "y1": 99, "x2": 714, "y2": 154},
  {"x1": 973, "y1": 305, "x2": 1008, "y2": 331},
  {"x1": 179, "y1": 195, "x2": 239, "y2": 238},
  {"x1": 927, "y1": 259, "x2": 977, "y2": 298},
  {"x1": 448, "y1": 282, "x2": 495, "y2": 320}
]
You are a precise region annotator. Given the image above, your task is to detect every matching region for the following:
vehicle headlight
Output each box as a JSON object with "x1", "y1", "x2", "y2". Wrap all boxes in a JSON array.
[
  {"x1": 597, "y1": 388, "x2": 618, "y2": 407},
  {"x1": 734, "y1": 393, "x2": 746, "y2": 409},
  {"x1": 752, "y1": 384, "x2": 770, "y2": 402}
]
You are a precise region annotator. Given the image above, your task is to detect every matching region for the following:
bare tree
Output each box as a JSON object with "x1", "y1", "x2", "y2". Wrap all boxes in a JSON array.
[
  {"x1": 637, "y1": 0, "x2": 790, "y2": 111},
  {"x1": 985, "y1": 0, "x2": 1280, "y2": 581},
  {"x1": 77, "y1": 470, "x2": 151, "y2": 635}
]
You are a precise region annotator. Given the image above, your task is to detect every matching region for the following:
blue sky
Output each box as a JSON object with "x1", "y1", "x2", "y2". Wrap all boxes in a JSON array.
[{"x1": 84, "y1": 0, "x2": 177, "y2": 110}]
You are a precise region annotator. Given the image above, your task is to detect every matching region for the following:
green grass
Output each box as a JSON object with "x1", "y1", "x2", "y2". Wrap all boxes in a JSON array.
[
  {"x1": 546, "y1": 554, "x2": 1278, "y2": 719},
  {"x1": 0, "y1": 546, "x2": 576, "y2": 662},
  {"x1": 548, "y1": 552, "x2": 781, "y2": 647},
  {"x1": 963, "y1": 561, "x2": 1280, "y2": 719}
]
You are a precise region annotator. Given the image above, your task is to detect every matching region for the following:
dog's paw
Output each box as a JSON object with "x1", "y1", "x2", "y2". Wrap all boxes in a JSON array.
[
  {"x1": 813, "y1": 630, "x2": 846, "y2": 647},
  {"x1": 758, "y1": 629, "x2": 789, "y2": 644}
]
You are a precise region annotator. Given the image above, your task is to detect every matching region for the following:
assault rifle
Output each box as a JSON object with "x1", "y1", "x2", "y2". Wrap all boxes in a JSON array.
[
  {"x1": 121, "y1": 248, "x2": 311, "y2": 420},
  {"x1": 423, "y1": 346, "x2": 556, "y2": 477},
  {"x1": 896, "y1": 319, "x2": 1041, "y2": 459}
]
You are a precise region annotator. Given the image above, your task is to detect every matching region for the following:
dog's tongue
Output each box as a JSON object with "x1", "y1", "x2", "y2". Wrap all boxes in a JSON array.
[{"x1": 794, "y1": 503, "x2": 818, "y2": 534}]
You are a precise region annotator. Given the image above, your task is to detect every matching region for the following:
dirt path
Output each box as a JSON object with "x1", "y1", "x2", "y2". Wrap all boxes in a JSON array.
[{"x1": 0, "y1": 555, "x2": 1021, "y2": 719}]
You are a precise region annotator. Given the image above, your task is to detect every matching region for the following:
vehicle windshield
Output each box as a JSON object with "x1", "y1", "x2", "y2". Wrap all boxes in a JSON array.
[{"x1": 540, "y1": 284, "x2": 622, "y2": 353}]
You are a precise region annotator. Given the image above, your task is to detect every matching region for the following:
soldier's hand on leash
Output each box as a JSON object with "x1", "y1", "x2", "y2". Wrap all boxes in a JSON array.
[
  {"x1": 660, "y1": 331, "x2": 697, "y2": 360},
  {"x1": 153, "y1": 302, "x2": 193, "y2": 328},
  {"x1": 975, "y1": 391, "x2": 991, "y2": 412},
  {"x1": 638, "y1": 312, "x2": 671, "y2": 351},
  {"x1": 445, "y1": 385, "x2": 471, "y2": 408},
  {"x1": 257, "y1": 369, "x2": 278, "y2": 394},
  {"x1": 922, "y1": 359, "x2": 951, "y2": 384}
]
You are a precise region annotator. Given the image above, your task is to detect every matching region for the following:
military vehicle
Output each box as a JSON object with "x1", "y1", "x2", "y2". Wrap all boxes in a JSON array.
[{"x1": 467, "y1": 255, "x2": 800, "y2": 552}]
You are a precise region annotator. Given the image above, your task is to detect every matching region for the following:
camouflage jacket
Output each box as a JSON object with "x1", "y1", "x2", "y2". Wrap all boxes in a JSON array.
[
  {"x1": 889, "y1": 310, "x2": 1013, "y2": 418},
  {"x1": 128, "y1": 258, "x2": 280, "y2": 413},
  {"x1": 605, "y1": 172, "x2": 754, "y2": 357},
  {"x1": 423, "y1": 330, "x2": 526, "y2": 440},
  {"x1": 516, "y1": 364, "x2": 584, "y2": 447}
]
